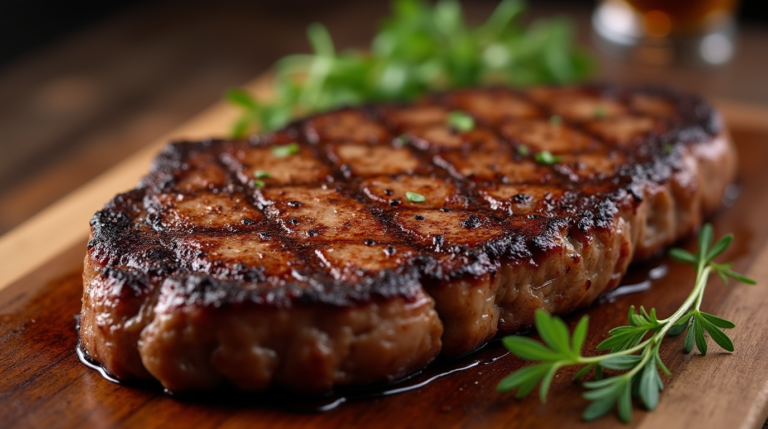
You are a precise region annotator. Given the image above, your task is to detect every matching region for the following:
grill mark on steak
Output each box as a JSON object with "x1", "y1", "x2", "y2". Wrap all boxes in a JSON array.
[{"x1": 81, "y1": 84, "x2": 736, "y2": 393}]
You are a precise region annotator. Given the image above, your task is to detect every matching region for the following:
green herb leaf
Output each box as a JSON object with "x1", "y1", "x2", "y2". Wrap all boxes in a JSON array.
[
  {"x1": 272, "y1": 143, "x2": 300, "y2": 158},
  {"x1": 596, "y1": 325, "x2": 649, "y2": 352},
  {"x1": 447, "y1": 111, "x2": 475, "y2": 131},
  {"x1": 225, "y1": 88, "x2": 258, "y2": 110},
  {"x1": 693, "y1": 316, "x2": 708, "y2": 355},
  {"x1": 638, "y1": 359, "x2": 661, "y2": 410},
  {"x1": 231, "y1": 117, "x2": 251, "y2": 138},
  {"x1": 669, "y1": 248, "x2": 697, "y2": 265},
  {"x1": 667, "y1": 313, "x2": 692, "y2": 336},
  {"x1": 600, "y1": 355, "x2": 642, "y2": 370},
  {"x1": 722, "y1": 269, "x2": 757, "y2": 285},
  {"x1": 574, "y1": 363, "x2": 596, "y2": 381},
  {"x1": 534, "y1": 150, "x2": 561, "y2": 165},
  {"x1": 582, "y1": 377, "x2": 631, "y2": 421},
  {"x1": 698, "y1": 315, "x2": 734, "y2": 352},
  {"x1": 307, "y1": 22, "x2": 335, "y2": 57},
  {"x1": 699, "y1": 312, "x2": 735, "y2": 329},
  {"x1": 496, "y1": 363, "x2": 551, "y2": 397},
  {"x1": 539, "y1": 364, "x2": 559, "y2": 402},
  {"x1": 517, "y1": 144, "x2": 529, "y2": 156},
  {"x1": 683, "y1": 318, "x2": 696, "y2": 354},
  {"x1": 534, "y1": 310, "x2": 572, "y2": 356},
  {"x1": 583, "y1": 396, "x2": 616, "y2": 421},
  {"x1": 707, "y1": 233, "x2": 733, "y2": 261},
  {"x1": 653, "y1": 347, "x2": 671, "y2": 376},
  {"x1": 549, "y1": 115, "x2": 562, "y2": 127},
  {"x1": 502, "y1": 336, "x2": 562, "y2": 362},
  {"x1": 254, "y1": 170, "x2": 270, "y2": 179},
  {"x1": 253, "y1": 180, "x2": 265, "y2": 188},
  {"x1": 583, "y1": 376, "x2": 618, "y2": 390},
  {"x1": 698, "y1": 223, "x2": 714, "y2": 263},
  {"x1": 617, "y1": 380, "x2": 633, "y2": 423},
  {"x1": 405, "y1": 191, "x2": 426, "y2": 203},
  {"x1": 571, "y1": 316, "x2": 589, "y2": 355},
  {"x1": 718, "y1": 269, "x2": 730, "y2": 284}
]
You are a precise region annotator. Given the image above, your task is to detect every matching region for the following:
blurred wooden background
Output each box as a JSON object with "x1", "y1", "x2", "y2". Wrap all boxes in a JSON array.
[{"x1": 0, "y1": 0, "x2": 767, "y2": 236}]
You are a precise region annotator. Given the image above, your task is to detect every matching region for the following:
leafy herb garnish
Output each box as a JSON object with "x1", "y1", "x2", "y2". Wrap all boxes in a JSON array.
[
  {"x1": 497, "y1": 224, "x2": 756, "y2": 422},
  {"x1": 406, "y1": 192, "x2": 426, "y2": 203},
  {"x1": 517, "y1": 144, "x2": 529, "y2": 156},
  {"x1": 447, "y1": 111, "x2": 475, "y2": 132},
  {"x1": 254, "y1": 170, "x2": 270, "y2": 179},
  {"x1": 549, "y1": 115, "x2": 562, "y2": 127},
  {"x1": 534, "y1": 150, "x2": 560, "y2": 165},
  {"x1": 253, "y1": 180, "x2": 265, "y2": 188},
  {"x1": 271, "y1": 143, "x2": 300, "y2": 158},
  {"x1": 226, "y1": 0, "x2": 593, "y2": 136}
]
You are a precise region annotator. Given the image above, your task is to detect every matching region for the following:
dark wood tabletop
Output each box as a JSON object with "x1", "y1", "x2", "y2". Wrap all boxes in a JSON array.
[{"x1": 2, "y1": 2, "x2": 768, "y2": 426}]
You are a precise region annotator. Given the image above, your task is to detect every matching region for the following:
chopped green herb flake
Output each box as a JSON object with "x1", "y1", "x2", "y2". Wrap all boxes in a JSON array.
[
  {"x1": 254, "y1": 170, "x2": 270, "y2": 179},
  {"x1": 447, "y1": 111, "x2": 475, "y2": 132},
  {"x1": 549, "y1": 115, "x2": 562, "y2": 127},
  {"x1": 663, "y1": 144, "x2": 674, "y2": 154},
  {"x1": 272, "y1": 143, "x2": 300, "y2": 158},
  {"x1": 253, "y1": 180, "x2": 265, "y2": 188},
  {"x1": 517, "y1": 144, "x2": 530, "y2": 156},
  {"x1": 405, "y1": 192, "x2": 426, "y2": 203},
  {"x1": 535, "y1": 151, "x2": 561, "y2": 165},
  {"x1": 594, "y1": 105, "x2": 607, "y2": 119},
  {"x1": 394, "y1": 134, "x2": 409, "y2": 146}
]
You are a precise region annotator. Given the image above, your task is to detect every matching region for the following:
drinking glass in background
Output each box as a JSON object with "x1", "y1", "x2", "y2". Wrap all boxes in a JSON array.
[{"x1": 593, "y1": 0, "x2": 739, "y2": 66}]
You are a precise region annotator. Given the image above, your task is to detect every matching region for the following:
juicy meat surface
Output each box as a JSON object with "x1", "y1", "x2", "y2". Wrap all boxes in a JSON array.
[{"x1": 80, "y1": 84, "x2": 736, "y2": 393}]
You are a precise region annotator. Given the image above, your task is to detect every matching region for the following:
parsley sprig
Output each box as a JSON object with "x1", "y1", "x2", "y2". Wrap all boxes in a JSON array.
[
  {"x1": 226, "y1": 0, "x2": 592, "y2": 136},
  {"x1": 497, "y1": 224, "x2": 756, "y2": 422}
]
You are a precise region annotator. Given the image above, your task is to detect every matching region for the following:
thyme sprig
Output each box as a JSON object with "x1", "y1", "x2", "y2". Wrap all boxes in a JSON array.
[
  {"x1": 497, "y1": 224, "x2": 756, "y2": 423},
  {"x1": 225, "y1": 0, "x2": 592, "y2": 136}
]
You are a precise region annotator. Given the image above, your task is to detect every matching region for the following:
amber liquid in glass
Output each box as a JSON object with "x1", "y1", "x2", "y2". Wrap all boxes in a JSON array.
[
  {"x1": 624, "y1": 0, "x2": 737, "y2": 36},
  {"x1": 593, "y1": 0, "x2": 738, "y2": 65}
]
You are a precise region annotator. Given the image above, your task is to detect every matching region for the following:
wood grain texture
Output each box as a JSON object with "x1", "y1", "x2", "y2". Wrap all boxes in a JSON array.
[{"x1": 1, "y1": 123, "x2": 768, "y2": 428}]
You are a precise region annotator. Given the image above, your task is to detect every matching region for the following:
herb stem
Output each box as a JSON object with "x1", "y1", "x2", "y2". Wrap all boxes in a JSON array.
[
  {"x1": 656, "y1": 265, "x2": 710, "y2": 326},
  {"x1": 497, "y1": 224, "x2": 755, "y2": 422},
  {"x1": 577, "y1": 341, "x2": 651, "y2": 364}
]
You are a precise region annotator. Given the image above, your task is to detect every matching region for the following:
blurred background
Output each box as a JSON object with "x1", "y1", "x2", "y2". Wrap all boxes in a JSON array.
[{"x1": 0, "y1": 0, "x2": 767, "y2": 236}]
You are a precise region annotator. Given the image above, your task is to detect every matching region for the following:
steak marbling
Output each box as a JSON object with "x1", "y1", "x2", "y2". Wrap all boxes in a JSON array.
[{"x1": 80, "y1": 84, "x2": 736, "y2": 393}]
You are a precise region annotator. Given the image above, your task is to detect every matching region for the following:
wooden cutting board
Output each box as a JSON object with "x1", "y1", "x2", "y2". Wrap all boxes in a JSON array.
[{"x1": 3, "y1": 77, "x2": 768, "y2": 429}]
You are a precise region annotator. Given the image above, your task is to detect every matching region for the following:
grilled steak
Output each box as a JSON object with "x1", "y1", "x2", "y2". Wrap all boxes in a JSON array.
[{"x1": 80, "y1": 84, "x2": 736, "y2": 393}]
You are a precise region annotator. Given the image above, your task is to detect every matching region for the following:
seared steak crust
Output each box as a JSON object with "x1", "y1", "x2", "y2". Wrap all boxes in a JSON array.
[{"x1": 81, "y1": 84, "x2": 736, "y2": 393}]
